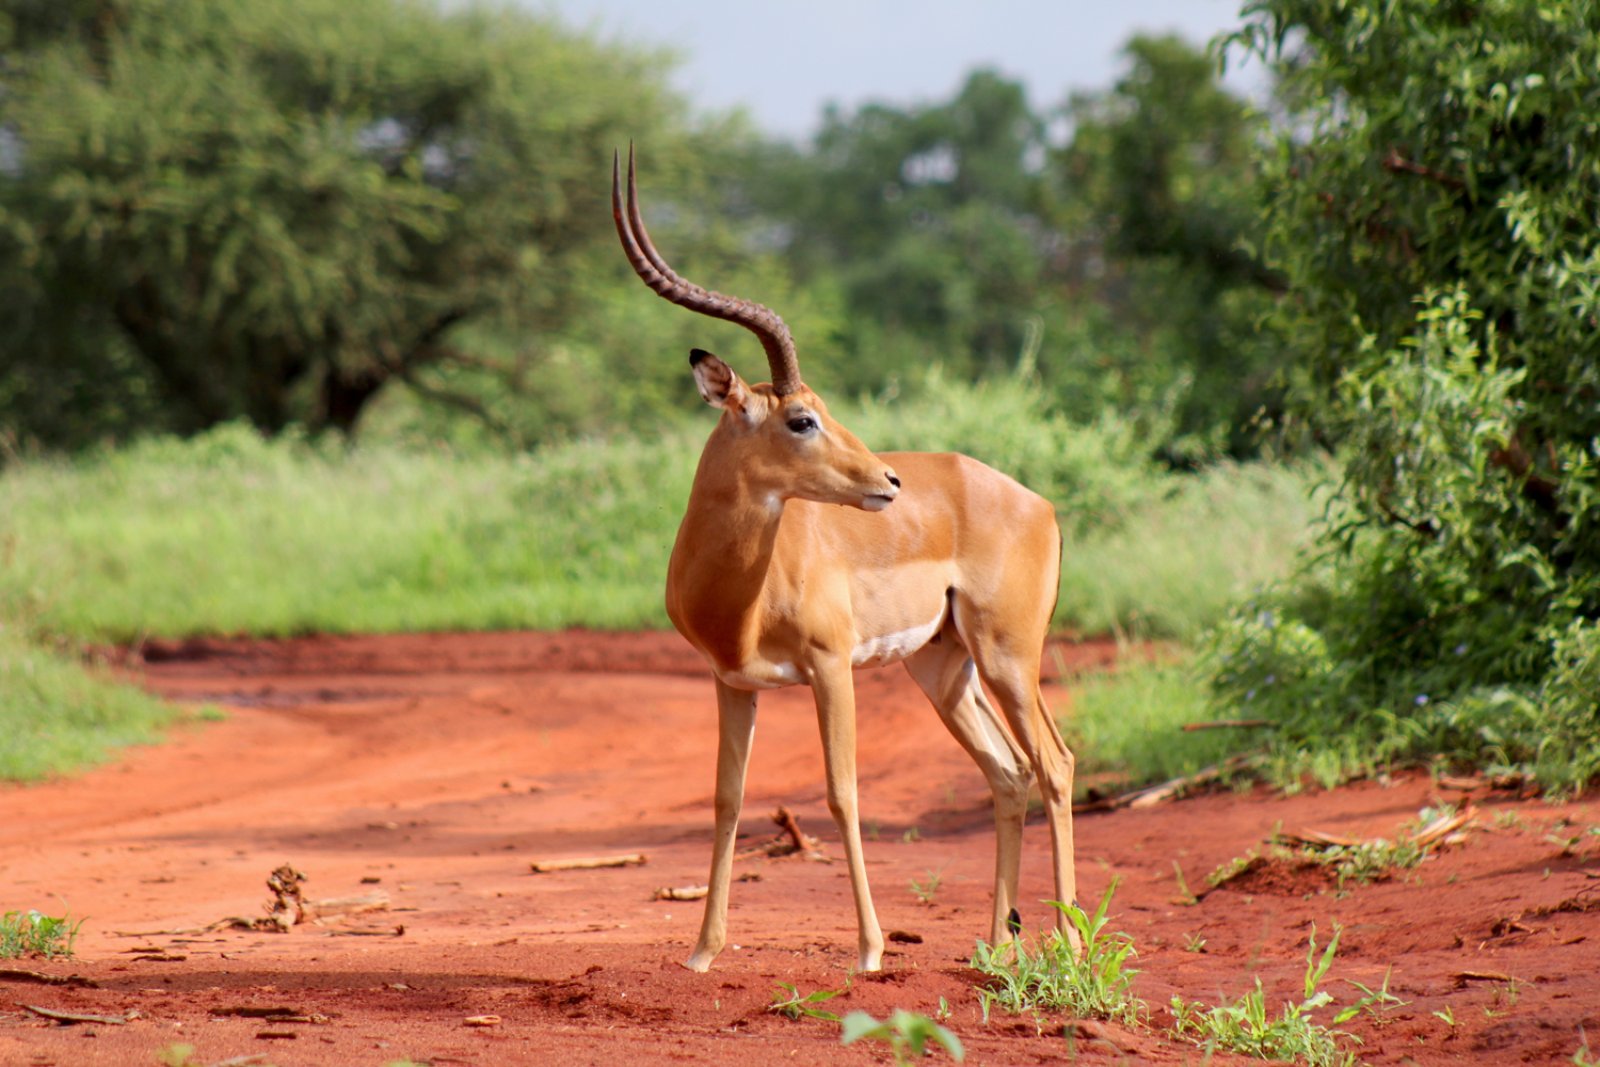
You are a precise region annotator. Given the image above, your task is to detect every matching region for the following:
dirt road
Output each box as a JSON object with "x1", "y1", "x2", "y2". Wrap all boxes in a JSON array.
[{"x1": 1, "y1": 631, "x2": 1595, "y2": 1065}]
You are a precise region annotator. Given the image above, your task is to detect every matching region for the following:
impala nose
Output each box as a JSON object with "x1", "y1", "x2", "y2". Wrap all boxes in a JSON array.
[{"x1": 887, "y1": 472, "x2": 901, "y2": 490}]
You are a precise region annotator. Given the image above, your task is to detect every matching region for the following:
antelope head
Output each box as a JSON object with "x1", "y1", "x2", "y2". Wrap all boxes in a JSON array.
[{"x1": 612, "y1": 148, "x2": 900, "y2": 512}]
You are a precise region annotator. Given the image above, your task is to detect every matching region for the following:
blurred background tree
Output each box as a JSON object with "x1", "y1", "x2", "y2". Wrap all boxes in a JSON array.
[{"x1": 0, "y1": 0, "x2": 688, "y2": 447}]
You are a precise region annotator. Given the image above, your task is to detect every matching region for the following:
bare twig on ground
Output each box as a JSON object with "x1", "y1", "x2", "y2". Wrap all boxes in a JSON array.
[
  {"x1": 737, "y1": 807, "x2": 829, "y2": 861},
  {"x1": 24, "y1": 1005, "x2": 129, "y2": 1025},
  {"x1": 1075, "y1": 753, "x2": 1262, "y2": 813},
  {"x1": 0, "y1": 968, "x2": 98, "y2": 988},
  {"x1": 529, "y1": 853, "x2": 647, "y2": 873},
  {"x1": 1180, "y1": 719, "x2": 1272, "y2": 732},
  {"x1": 652, "y1": 885, "x2": 709, "y2": 901}
]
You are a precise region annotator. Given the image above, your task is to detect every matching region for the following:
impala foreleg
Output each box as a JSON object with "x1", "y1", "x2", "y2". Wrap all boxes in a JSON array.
[
  {"x1": 903, "y1": 640, "x2": 1031, "y2": 945},
  {"x1": 811, "y1": 660, "x2": 884, "y2": 972},
  {"x1": 686, "y1": 679, "x2": 758, "y2": 972}
]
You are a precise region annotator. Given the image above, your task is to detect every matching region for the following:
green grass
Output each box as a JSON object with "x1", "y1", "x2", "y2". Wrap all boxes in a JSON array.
[
  {"x1": 1169, "y1": 926, "x2": 1358, "y2": 1067},
  {"x1": 841, "y1": 1009, "x2": 965, "y2": 1065},
  {"x1": 0, "y1": 423, "x2": 694, "y2": 640},
  {"x1": 969, "y1": 881, "x2": 1146, "y2": 1026},
  {"x1": 1061, "y1": 658, "x2": 1248, "y2": 796},
  {"x1": 1057, "y1": 461, "x2": 1323, "y2": 642},
  {"x1": 0, "y1": 908, "x2": 82, "y2": 959},
  {"x1": 0, "y1": 624, "x2": 181, "y2": 781}
]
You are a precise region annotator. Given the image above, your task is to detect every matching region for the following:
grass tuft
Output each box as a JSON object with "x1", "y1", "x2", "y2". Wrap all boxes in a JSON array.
[
  {"x1": 970, "y1": 880, "x2": 1145, "y2": 1026},
  {"x1": 0, "y1": 909, "x2": 82, "y2": 959},
  {"x1": 1169, "y1": 925, "x2": 1358, "y2": 1067}
]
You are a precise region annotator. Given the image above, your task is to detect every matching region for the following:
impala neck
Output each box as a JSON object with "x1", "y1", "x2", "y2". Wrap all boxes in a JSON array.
[{"x1": 666, "y1": 450, "x2": 788, "y2": 662}]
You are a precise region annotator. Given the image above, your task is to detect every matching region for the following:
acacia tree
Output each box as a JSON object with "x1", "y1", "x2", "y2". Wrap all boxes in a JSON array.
[
  {"x1": 1210, "y1": 0, "x2": 1600, "y2": 792},
  {"x1": 0, "y1": 0, "x2": 678, "y2": 444}
]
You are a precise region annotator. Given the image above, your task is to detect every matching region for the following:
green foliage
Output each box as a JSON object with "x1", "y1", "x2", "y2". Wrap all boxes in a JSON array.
[
  {"x1": 0, "y1": 0, "x2": 683, "y2": 446},
  {"x1": 1062, "y1": 660, "x2": 1244, "y2": 797},
  {"x1": 1206, "y1": 2, "x2": 1600, "y2": 794},
  {"x1": 970, "y1": 881, "x2": 1145, "y2": 1026},
  {"x1": 749, "y1": 43, "x2": 1275, "y2": 461},
  {"x1": 840, "y1": 1010, "x2": 964, "y2": 1065},
  {"x1": 0, "y1": 623, "x2": 179, "y2": 780},
  {"x1": 1170, "y1": 926, "x2": 1356, "y2": 1067},
  {"x1": 768, "y1": 980, "x2": 846, "y2": 1022},
  {"x1": 1052, "y1": 34, "x2": 1282, "y2": 459},
  {"x1": 0, "y1": 422, "x2": 695, "y2": 638},
  {"x1": 0, "y1": 908, "x2": 82, "y2": 959}
]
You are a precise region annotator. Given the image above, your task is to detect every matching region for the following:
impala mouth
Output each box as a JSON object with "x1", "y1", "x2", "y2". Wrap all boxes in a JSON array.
[{"x1": 861, "y1": 492, "x2": 896, "y2": 512}]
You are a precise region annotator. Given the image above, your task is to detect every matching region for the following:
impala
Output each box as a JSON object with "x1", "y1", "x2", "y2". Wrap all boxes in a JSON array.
[{"x1": 613, "y1": 148, "x2": 1078, "y2": 973}]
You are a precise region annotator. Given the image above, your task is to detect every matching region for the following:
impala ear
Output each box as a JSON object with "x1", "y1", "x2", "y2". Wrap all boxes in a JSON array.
[{"x1": 689, "y1": 348, "x2": 748, "y2": 410}]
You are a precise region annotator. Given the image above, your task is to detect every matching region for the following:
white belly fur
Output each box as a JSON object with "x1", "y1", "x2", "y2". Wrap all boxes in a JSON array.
[
  {"x1": 851, "y1": 610, "x2": 945, "y2": 669},
  {"x1": 710, "y1": 609, "x2": 946, "y2": 690}
]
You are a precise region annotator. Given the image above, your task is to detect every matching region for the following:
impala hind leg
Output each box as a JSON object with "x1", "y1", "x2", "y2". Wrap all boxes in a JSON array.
[
  {"x1": 686, "y1": 678, "x2": 758, "y2": 972},
  {"x1": 957, "y1": 618, "x2": 1080, "y2": 949},
  {"x1": 903, "y1": 633, "x2": 1032, "y2": 946}
]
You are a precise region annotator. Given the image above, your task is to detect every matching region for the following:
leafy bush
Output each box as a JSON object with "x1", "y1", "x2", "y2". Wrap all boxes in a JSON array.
[{"x1": 1208, "y1": 2, "x2": 1600, "y2": 794}]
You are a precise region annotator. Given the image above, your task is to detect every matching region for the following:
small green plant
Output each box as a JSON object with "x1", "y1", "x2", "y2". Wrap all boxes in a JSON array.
[
  {"x1": 910, "y1": 867, "x2": 945, "y2": 905},
  {"x1": 1172, "y1": 861, "x2": 1200, "y2": 906},
  {"x1": 0, "y1": 909, "x2": 82, "y2": 959},
  {"x1": 1304, "y1": 837, "x2": 1428, "y2": 889},
  {"x1": 1433, "y1": 1006, "x2": 1458, "y2": 1029},
  {"x1": 1574, "y1": 1025, "x2": 1597, "y2": 1066},
  {"x1": 902, "y1": 826, "x2": 922, "y2": 844},
  {"x1": 1183, "y1": 933, "x2": 1208, "y2": 953},
  {"x1": 1207, "y1": 850, "x2": 1260, "y2": 888},
  {"x1": 969, "y1": 879, "x2": 1144, "y2": 1025},
  {"x1": 841, "y1": 1010, "x2": 964, "y2": 1064},
  {"x1": 769, "y1": 980, "x2": 848, "y2": 1022},
  {"x1": 1170, "y1": 925, "x2": 1358, "y2": 1067},
  {"x1": 1336, "y1": 968, "x2": 1406, "y2": 1023}
]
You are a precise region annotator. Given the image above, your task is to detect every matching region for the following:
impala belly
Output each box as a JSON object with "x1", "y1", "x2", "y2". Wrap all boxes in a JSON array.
[{"x1": 851, "y1": 608, "x2": 945, "y2": 669}]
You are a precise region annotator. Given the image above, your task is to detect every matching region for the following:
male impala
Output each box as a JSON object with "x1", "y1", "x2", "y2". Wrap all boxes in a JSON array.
[{"x1": 613, "y1": 148, "x2": 1078, "y2": 972}]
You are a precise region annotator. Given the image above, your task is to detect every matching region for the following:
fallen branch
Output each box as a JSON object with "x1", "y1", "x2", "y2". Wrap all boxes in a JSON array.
[
  {"x1": 529, "y1": 853, "x2": 647, "y2": 874},
  {"x1": 1075, "y1": 753, "x2": 1261, "y2": 813},
  {"x1": 0, "y1": 968, "x2": 98, "y2": 988},
  {"x1": 652, "y1": 885, "x2": 709, "y2": 901},
  {"x1": 305, "y1": 890, "x2": 390, "y2": 921},
  {"x1": 737, "y1": 807, "x2": 829, "y2": 860},
  {"x1": 1180, "y1": 719, "x2": 1272, "y2": 732},
  {"x1": 24, "y1": 1005, "x2": 129, "y2": 1026}
]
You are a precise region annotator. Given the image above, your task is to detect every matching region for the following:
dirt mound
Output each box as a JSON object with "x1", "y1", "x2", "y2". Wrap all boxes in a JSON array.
[{"x1": 1, "y1": 631, "x2": 1595, "y2": 1065}]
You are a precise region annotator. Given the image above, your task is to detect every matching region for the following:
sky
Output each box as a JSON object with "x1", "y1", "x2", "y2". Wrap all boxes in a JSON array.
[{"x1": 532, "y1": 1, "x2": 1261, "y2": 141}]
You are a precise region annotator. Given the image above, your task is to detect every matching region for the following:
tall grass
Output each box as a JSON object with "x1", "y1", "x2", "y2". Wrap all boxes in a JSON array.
[
  {"x1": 0, "y1": 624, "x2": 179, "y2": 780},
  {"x1": 1062, "y1": 659, "x2": 1247, "y2": 795},
  {"x1": 0, "y1": 381, "x2": 1317, "y2": 643}
]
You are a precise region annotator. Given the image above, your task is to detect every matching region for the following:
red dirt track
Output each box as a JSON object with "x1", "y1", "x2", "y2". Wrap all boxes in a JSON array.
[{"x1": 1, "y1": 631, "x2": 1596, "y2": 1066}]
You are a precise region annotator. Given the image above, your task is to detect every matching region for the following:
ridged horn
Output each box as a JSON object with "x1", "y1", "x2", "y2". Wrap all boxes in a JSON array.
[{"x1": 612, "y1": 145, "x2": 802, "y2": 396}]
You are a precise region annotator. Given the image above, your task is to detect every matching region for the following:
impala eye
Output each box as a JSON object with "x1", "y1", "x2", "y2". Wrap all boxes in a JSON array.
[{"x1": 786, "y1": 415, "x2": 818, "y2": 435}]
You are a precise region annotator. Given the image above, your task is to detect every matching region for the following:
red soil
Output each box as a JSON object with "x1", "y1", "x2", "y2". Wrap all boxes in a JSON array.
[{"x1": 1, "y1": 630, "x2": 1596, "y2": 1066}]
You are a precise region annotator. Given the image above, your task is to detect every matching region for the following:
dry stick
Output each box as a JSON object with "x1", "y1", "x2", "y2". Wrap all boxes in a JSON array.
[
  {"x1": 1180, "y1": 719, "x2": 1272, "y2": 732},
  {"x1": 653, "y1": 885, "x2": 709, "y2": 901},
  {"x1": 529, "y1": 853, "x2": 647, "y2": 874},
  {"x1": 24, "y1": 1005, "x2": 128, "y2": 1026},
  {"x1": 1076, "y1": 753, "x2": 1261, "y2": 813},
  {"x1": 0, "y1": 968, "x2": 98, "y2": 988}
]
